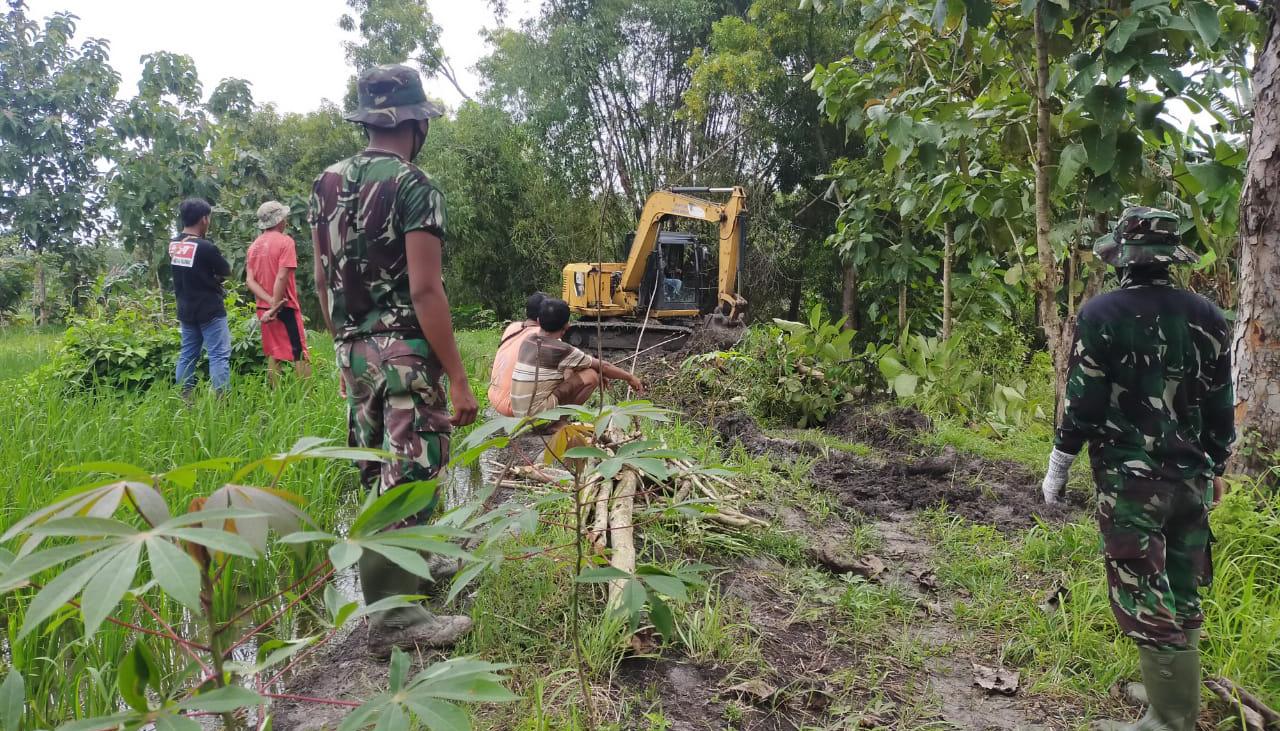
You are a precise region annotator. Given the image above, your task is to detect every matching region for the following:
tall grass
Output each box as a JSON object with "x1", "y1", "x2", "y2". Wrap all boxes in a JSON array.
[
  {"x1": 0, "y1": 328, "x2": 59, "y2": 380},
  {"x1": 0, "y1": 327, "x2": 501, "y2": 726}
]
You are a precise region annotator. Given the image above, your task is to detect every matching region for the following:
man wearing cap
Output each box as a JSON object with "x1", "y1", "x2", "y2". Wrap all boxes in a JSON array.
[
  {"x1": 309, "y1": 64, "x2": 478, "y2": 658},
  {"x1": 1041, "y1": 207, "x2": 1233, "y2": 731},
  {"x1": 246, "y1": 201, "x2": 311, "y2": 381}
]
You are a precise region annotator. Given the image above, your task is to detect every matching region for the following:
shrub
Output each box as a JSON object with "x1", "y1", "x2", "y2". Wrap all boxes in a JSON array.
[
  {"x1": 871, "y1": 328, "x2": 1052, "y2": 436},
  {"x1": 34, "y1": 293, "x2": 267, "y2": 391},
  {"x1": 684, "y1": 306, "x2": 864, "y2": 427}
]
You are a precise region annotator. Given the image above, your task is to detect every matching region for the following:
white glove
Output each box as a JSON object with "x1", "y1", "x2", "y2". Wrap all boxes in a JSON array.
[{"x1": 1041, "y1": 448, "x2": 1077, "y2": 505}]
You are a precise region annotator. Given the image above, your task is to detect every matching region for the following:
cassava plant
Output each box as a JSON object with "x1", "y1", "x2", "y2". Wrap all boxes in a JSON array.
[{"x1": 0, "y1": 436, "x2": 532, "y2": 731}]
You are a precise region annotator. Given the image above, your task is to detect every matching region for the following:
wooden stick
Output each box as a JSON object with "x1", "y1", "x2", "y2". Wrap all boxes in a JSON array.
[
  {"x1": 1205, "y1": 679, "x2": 1267, "y2": 731},
  {"x1": 1206, "y1": 677, "x2": 1280, "y2": 731},
  {"x1": 606, "y1": 469, "x2": 639, "y2": 608}
]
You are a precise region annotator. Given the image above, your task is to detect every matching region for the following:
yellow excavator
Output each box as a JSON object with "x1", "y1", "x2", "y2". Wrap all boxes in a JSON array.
[{"x1": 561, "y1": 186, "x2": 749, "y2": 351}]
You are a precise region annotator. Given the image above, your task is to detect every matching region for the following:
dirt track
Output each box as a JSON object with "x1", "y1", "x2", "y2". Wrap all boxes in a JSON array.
[{"x1": 277, "y1": 404, "x2": 1096, "y2": 730}]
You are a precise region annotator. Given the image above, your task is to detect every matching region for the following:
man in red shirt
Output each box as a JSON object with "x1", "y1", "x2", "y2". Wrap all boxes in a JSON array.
[{"x1": 246, "y1": 200, "x2": 311, "y2": 380}]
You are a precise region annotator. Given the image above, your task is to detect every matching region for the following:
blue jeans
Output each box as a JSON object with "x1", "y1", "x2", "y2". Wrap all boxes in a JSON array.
[{"x1": 175, "y1": 316, "x2": 231, "y2": 393}]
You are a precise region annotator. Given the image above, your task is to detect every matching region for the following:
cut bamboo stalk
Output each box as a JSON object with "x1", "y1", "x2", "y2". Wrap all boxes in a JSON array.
[
  {"x1": 590, "y1": 476, "x2": 613, "y2": 551},
  {"x1": 606, "y1": 469, "x2": 639, "y2": 608}
]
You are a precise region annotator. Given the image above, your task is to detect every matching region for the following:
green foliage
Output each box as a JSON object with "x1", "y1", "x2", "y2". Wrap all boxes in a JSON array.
[
  {"x1": 685, "y1": 306, "x2": 862, "y2": 427},
  {"x1": 35, "y1": 295, "x2": 266, "y2": 391},
  {"x1": 0, "y1": 435, "x2": 528, "y2": 730},
  {"x1": 873, "y1": 327, "x2": 1051, "y2": 435},
  {"x1": 0, "y1": 5, "x2": 120, "y2": 323}
]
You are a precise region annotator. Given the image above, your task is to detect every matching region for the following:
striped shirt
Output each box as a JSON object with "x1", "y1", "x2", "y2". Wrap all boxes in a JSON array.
[{"x1": 509, "y1": 333, "x2": 592, "y2": 417}]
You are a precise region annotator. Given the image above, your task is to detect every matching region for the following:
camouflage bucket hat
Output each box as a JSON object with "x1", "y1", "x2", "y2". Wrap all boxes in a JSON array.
[
  {"x1": 256, "y1": 200, "x2": 289, "y2": 230},
  {"x1": 345, "y1": 64, "x2": 444, "y2": 128},
  {"x1": 1092, "y1": 206, "x2": 1200, "y2": 267}
]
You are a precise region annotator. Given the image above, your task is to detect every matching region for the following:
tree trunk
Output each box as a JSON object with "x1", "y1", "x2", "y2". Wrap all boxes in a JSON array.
[
  {"x1": 898, "y1": 284, "x2": 907, "y2": 334},
  {"x1": 34, "y1": 257, "x2": 48, "y2": 326},
  {"x1": 942, "y1": 222, "x2": 954, "y2": 340},
  {"x1": 1033, "y1": 8, "x2": 1070, "y2": 417},
  {"x1": 840, "y1": 261, "x2": 858, "y2": 331},
  {"x1": 1230, "y1": 7, "x2": 1280, "y2": 476}
]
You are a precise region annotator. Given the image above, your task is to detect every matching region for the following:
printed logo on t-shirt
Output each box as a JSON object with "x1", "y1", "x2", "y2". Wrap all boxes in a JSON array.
[{"x1": 169, "y1": 240, "x2": 197, "y2": 268}]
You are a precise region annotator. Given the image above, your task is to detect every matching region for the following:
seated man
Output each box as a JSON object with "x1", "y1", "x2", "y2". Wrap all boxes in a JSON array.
[
  {"x1": 663, "y1": 266, "x2": 683, "y2": 299},
  {"x1": 509, "y1": 298, "x2": 644, "y2": 418},
  {"x1": 488, "y1": 291, "x2": 548, "y2": 416}
]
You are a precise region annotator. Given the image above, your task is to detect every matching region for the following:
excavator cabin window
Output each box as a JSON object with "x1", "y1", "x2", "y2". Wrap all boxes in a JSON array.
[{"x1": 636, "y1": 231, "x2": 712, "y2": 314}]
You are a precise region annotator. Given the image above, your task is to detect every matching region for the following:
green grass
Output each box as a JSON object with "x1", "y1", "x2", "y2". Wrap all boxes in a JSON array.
[
  {"x1": 0, "y1": 326, "x2": 505, "y2": 727},
  {"x1": 4, "y1": 324, "x2": 1278, "y2": 728},
  {"x1": 0, "y1": 327, "x2": 59, "y2": 380}
]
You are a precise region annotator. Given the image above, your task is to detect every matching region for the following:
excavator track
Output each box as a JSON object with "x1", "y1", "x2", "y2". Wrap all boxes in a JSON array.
[{"x1": 564, "y1": 318, "x2": 694, "y2": 356}]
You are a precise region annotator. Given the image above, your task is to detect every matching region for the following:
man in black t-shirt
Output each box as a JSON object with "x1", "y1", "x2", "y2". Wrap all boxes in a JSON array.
[{"x1": 170, "y1": 198, "x2": 232, "y2": 394}]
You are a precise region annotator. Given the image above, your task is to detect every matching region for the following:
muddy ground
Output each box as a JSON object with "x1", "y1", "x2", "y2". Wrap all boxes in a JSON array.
[
  {"x1": 718, "y1": 405, "x2": 1086, "y2": 533},
  {"x1": 275, "y1": 401, "x2": 1102, "y2": 730}
]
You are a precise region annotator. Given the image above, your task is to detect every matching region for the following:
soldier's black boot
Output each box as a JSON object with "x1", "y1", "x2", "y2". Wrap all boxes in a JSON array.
[{"x1": 359, "y1": 551, "x2": 472, "y2": 660}]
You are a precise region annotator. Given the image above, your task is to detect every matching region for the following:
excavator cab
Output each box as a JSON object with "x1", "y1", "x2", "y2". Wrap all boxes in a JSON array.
[{"x1": 635, "y1": 231, "x2": 714, "y2": 316}]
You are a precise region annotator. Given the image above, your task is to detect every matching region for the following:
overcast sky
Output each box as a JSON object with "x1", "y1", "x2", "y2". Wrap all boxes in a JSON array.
[{"x1": 24, "y1": 0, "x2": 538, "y2": 114}]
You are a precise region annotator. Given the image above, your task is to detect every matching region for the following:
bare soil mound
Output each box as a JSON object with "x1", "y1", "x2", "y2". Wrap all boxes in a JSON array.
[
  {"x1": 714, "y1": 411, "x2": 822, "y2": 460},
  {"x1": 810, "y1": 447, "x2": 1085, "y2": 533},
  {"x1": 824, "y1": 403, "x2": 933, "y2": 453}
]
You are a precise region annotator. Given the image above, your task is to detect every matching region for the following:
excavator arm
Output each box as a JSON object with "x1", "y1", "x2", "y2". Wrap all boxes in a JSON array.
[{"x1": 617, "y1": 186, "x2": 747, "y2": 314}]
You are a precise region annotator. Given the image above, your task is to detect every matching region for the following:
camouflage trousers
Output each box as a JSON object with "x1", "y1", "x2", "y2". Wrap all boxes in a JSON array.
[
  {"x1": 1094, "y1": 469, "x2": 1213, "y2": 649},
  {"x1": 338, "y1": 336, "x2": 451, "y2": 521}
]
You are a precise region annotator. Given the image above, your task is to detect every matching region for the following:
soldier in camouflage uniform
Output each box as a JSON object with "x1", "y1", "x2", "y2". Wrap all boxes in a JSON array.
[
  {"x1": 1041, "y1": 207, "x2": 1233, "y2": 731},
  {"x1": 309, "y1": 64, "x2": 479, "y2": 659}
]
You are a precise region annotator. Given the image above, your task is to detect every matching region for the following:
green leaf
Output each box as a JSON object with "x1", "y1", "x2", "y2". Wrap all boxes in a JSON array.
[
  {"x1": 1135, "y1": 100, "x2": 1164, "y2": 129},
  {"x1": 367, "y1": 544, "x2": 434, "y2": 579},
  {"x1": 146, "y1": 537, "x2": 202, "y2": 611},
  {"x1": 576, "y1": 566, "x2": 631, "y2": 583},
  {"x1": 649, "y1": 595, "x2": 675, "y2": 641},
  {"x1": 1187, "y1": 162, "x2": 1232, "y2": 193},
  {"x1": 154, "y1": 714, "x2": 202, "y2": 731},
  {"x1": 57, "y1": 461, "x2": 152, "y2": 481},
  {"x1": 404, "y1": 699, "x2": 469, "y2": 731},
  {"x1": 0, "y1": 540, "x2": 113, "y2": 592},
  {"x1": 350, "y1": 481, "x2": 440, "y2": 537},
  {"x1": 639, "y1": 573, "x2": 689, "y2": 602},
  {"x1": 32, "y1": 516, "x2": 138, "y2": 538},
  {"x1": 1082, "y1": 126, "x2": 1118, "y2": 175},
  {"x1": 1105, "y1": 16, "x2": 1140, "y2": 52},
  {"x1": 176, "y1": 685, "x2": 264, "y2": 712},
  {"x1": 161, "y1": 528, "x2": 258, "y2": 558},
  {"x1": 1082, "y1": 84, "x2": 1128, "y2": 127},
  {"x1": 118, "y1": 639, "x2": 158, "y2": 713},
  {"x1": 389, "y1": 648, "x2": 410, "y2": 693},
  {"x1": 124, "y1": 483, "x2": 172, "y2": 527},
  {"x1": 56, "y1": 712, "x2": 135, "y2": 731},
  {"x1": 20, "y1": 547, "x2": 117, "y2": 638},
  {"x1": 1187, "y1": 0, "x2": 1220, "y2": 46},
  {"x1": 1056, "y1": 143, "x2": 1088, "y2": 191},
  {"x1": 562, "y1": 446, "x2": 609, "y2": 460},
  {"x1": 374, "y1": 703, "x2": 410, "y2": 731},
  {"x1": 1, "y1": 669, "x2": 24, "y2": 731},
  {"x1": 81, "y1": 542, "x2": 142, "y2": 638},
  {"x1": 616, "y1": 578, "x2": 647, "y2": 630},
  {"x1": 892, "y1": 373, "x2": 920, "y2": 398},
  {"x1": 329, "y1": 542, "x2": 363, "y2": 572}
]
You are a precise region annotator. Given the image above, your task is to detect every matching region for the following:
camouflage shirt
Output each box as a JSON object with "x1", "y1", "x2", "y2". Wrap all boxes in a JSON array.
[
  {"x1": 308, "y1": 150, "x2": 447, "y2": 342},
  {"x1": 1056, "y1": 269, "x2": 1234, "y2": 479}
]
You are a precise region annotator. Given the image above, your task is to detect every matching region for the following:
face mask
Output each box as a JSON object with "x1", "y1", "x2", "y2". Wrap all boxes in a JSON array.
[{"x1": 410, "y1": 121, "x2": 428, "y2": 161}]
